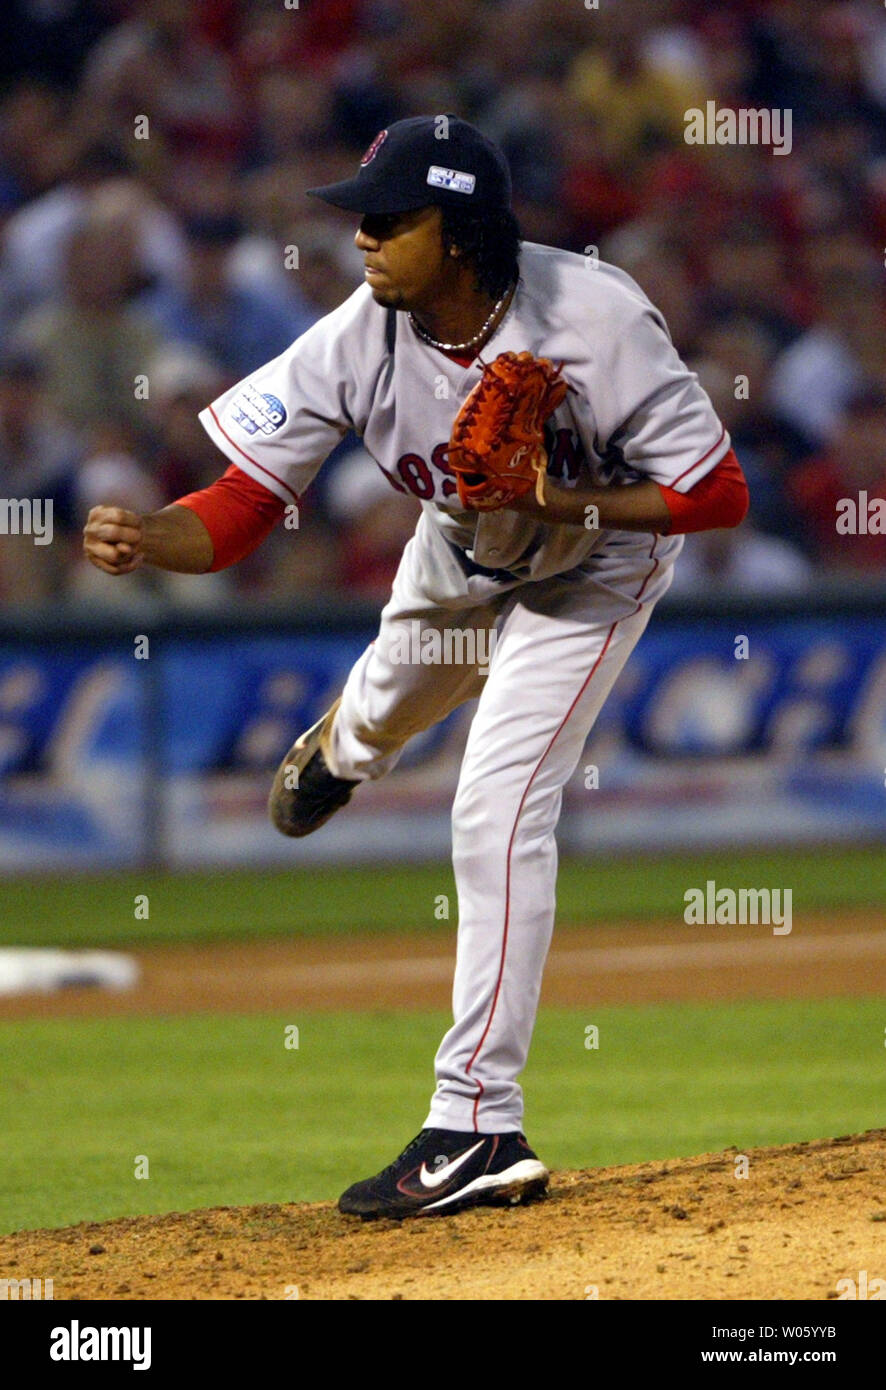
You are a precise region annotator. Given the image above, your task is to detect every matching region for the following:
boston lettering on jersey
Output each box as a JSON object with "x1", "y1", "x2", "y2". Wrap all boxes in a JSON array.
[{"x1": 390, "y1": 427, "x2": 587, "y2": 501}]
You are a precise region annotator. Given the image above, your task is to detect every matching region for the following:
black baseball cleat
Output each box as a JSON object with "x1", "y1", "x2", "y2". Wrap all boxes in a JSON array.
[
  {"x1": 338, "y1": 1128, "x2": 550, "y2": 1219},
  {"x1": 268, "y1": 697, "x2": 359, "y2": 838}
]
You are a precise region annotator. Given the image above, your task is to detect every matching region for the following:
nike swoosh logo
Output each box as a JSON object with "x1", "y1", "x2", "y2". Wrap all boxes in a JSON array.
[{"x1": 419, "y1": 1140, "x2": 485, "y2": 1189}]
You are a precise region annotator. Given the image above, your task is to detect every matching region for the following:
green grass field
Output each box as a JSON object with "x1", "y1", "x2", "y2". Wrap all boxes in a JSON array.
[
  {"x1": 1, "y1": 844, "x2": 883, "y2": 948},
  {"x1": 0, "y1": 999, "x2": 882, "y2": 1235},
  {"x1": 0, "y1": 845, "x2": 883, "y2": 1235}
]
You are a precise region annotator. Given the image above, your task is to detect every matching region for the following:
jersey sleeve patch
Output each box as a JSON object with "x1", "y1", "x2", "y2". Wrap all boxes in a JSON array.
[{"x1": 228, "y1": 385, "x2": 288, "y2": 437}]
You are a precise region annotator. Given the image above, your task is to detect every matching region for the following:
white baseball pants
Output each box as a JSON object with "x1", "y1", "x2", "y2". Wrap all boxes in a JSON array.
[{"x1": 328, "y1": 523, "x2": 674, "y2": 1134}]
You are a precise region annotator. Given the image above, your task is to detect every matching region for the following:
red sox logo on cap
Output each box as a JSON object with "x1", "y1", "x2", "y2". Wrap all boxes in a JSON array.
[{"x1": 360, "y1": 130, "x2": 388, "y2": 166}]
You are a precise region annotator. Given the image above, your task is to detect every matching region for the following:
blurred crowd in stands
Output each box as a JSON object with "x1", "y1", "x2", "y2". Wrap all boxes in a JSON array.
[{"x1": 0, "y1": 0, "x2": 884, "y2": 608}]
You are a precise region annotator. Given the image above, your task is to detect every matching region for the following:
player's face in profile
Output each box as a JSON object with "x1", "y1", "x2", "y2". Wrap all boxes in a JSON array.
[{"x1": 355, "y1": 207, "x2": 451, "y2": 311}]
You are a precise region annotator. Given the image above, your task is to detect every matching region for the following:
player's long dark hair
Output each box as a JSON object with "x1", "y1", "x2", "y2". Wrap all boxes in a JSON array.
[{"x1": 440, "y1": 206, "x2": 521, "y2": 300}]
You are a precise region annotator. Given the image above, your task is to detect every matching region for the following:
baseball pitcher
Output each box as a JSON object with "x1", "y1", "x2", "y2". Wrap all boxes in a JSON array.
[{"x1": 84, "y1": 117, "x2": 748, "y2": 1219}]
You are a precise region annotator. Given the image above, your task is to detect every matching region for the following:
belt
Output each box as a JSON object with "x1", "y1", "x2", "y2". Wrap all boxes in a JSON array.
[{"x1": 447, "y1": 541, "x2": 522, "y2": 583}]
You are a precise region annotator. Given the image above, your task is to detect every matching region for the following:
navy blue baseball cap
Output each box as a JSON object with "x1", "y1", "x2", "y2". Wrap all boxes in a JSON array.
[{"x1": 307, "y1": 115, "x2": 512, "y2": 215}]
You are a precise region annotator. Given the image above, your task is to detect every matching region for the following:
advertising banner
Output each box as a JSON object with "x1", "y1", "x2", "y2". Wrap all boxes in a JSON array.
[{"x1": 0, "y1": 611, "x2": 883, "y2": 870}]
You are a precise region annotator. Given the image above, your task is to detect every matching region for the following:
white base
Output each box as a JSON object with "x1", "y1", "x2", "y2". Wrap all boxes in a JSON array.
[{"x1": 0, "y1": 948, "x2": 139, "y2": 996}]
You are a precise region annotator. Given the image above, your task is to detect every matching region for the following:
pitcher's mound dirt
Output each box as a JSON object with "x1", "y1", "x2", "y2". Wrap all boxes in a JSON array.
[{"x1": 4, "y1": 1129, "x2": 884, "y2": 1300}]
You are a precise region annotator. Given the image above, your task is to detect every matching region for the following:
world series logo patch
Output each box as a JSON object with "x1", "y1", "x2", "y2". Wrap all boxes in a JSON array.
[
  {"x1": 427, "y1": 166, "x2": 476, "y2": 194},
  {"x1": 229, "y1": 386, "x2": 287, "y2": 436}
]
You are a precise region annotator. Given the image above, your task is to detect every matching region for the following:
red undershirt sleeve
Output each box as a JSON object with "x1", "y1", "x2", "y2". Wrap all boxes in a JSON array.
[
  {"x1": 173, "y1": 464, "x2": 288, "y2": 571},
  {"x1": 656, "y1": 447, "x2": 749, "y2": 534}
]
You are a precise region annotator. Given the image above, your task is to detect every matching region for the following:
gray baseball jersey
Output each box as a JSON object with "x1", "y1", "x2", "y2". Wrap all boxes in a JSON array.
[{"x1": 199, "y1": 242, "x2": 730, "y2": 589}]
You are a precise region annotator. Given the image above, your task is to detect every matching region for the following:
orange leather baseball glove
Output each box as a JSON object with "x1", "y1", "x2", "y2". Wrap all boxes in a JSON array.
[{"x1": 448, "y1": 350, "x2": 569, "y2": 511}]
